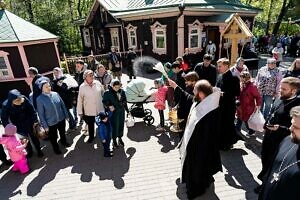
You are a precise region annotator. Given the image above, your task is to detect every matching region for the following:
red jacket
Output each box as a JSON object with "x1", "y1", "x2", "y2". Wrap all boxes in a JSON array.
[{"x1": 237, "y1": 81, "x2": 262, "y2": 121}]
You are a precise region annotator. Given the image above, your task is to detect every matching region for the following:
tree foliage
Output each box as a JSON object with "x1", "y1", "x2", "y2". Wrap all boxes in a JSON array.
[
  {"x1": 3, "y1": 0, "x2": 93, "y2": 55},
  {"x1": 241, "y1": 0, "x2": 300, "y2": 36}
]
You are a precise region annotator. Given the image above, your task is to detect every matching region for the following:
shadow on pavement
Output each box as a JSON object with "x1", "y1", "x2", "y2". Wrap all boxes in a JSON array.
[
  {"x1": 153, "y1": 131, "x2": 180, "y2": 153},
  {"x1": 221, "y1": 148, "x2": 259, "y2": 200},
  {"x1": 127, "y1": 122, "x2": 153, "y2": 142}
]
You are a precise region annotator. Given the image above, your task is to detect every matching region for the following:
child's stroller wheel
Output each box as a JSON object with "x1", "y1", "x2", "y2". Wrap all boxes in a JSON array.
[
  {"x1": 143, "y1": 115, "x2": 154, "y2": 126},
  {"x1": 145, "y1": 109, "x2": 152, "y2": 116}
]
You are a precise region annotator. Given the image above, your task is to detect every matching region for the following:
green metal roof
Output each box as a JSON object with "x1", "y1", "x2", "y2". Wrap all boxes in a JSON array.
[
  {"x1": 0, "y1": 9, "x2": 57, "y2": 43},
  {"x1": 100, "y1": 0, "x2": 261, "y2": 13}
]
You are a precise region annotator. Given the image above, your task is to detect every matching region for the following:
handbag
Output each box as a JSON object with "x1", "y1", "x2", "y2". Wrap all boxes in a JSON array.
[
  {"x1": 126, "y1": 114, "x2": 135, "y2": 128},
  {"x1": 248, "y1": 110, "x2": 265, "y2": 132},
  {"x1": 33, "y1": 123, "x2": 48, "y2": 139}
]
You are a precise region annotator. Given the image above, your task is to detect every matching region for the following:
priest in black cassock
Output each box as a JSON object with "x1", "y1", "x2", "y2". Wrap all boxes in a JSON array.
[
  {"x1": 259, "y1": 105, "x2": 300, "y2": 200},
  {"x1": 257, "y1": 77, "x2": 300, "y2": 183},
  {"x1": 216, "y1": 58, "x2": 242, "y2": 150},
  {"x1": 179, "y1": 80, "x2": 222, "y2": 199}
]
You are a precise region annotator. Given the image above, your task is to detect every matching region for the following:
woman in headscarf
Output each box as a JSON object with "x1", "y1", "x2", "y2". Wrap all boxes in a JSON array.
[
  {"x1": 102, "y1": 79, "x2": 129, "y2": 147},
  {"x1": 36, "y1": 79, "x2": 70, "y2": 154},
  {"x1": 1, "y1": 89, "x2": 43, "y2": 157},
  {"x1": 52, "y1": 67, "x2": 78, "y2": 129}
]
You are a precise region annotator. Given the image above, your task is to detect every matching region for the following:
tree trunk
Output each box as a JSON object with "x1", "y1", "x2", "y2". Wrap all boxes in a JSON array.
[
  {"x1": 77, "y1": 0, "x2": 82, "y2": 18},
  {"x1": 68, "y1": 0, "x2": 74, "y2": 21},
  {"x1": 265, "y1": 0, "x2": 275, "y2": 35},
  {"x1": 272, "y1": 0, "x2": 293, "y2": 35},
  {"x1": 24, "y1": 0, "x2": 34, "y2": 23}
]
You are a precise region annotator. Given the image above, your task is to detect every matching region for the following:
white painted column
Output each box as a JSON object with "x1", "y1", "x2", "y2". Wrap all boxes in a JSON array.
[{"x1": 177, "y1": 14, "x2": 184, "y2": 57}]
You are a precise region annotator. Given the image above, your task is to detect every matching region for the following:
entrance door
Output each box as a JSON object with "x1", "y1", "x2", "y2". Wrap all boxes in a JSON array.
[{"x1": 206, "y1": 27, "x2": 220, "y2": 60}]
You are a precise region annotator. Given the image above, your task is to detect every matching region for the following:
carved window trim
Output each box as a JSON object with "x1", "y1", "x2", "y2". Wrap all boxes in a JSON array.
[
  {"x1": 150, "y1": 21, "x2": 167, "y2": 55},
  {"x1": 188, "y1": 20, "x2": 203, "y2": 53},
  {"x1": 125, "y1": 24, "x2": 137, "y2": 49}
]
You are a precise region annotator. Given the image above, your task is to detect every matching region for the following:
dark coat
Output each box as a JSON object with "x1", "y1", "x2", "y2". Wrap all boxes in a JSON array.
[
  {"x1": 259, "y1": 137, "x2": 300, "y2": 200},
  {"x1": 52, "y1": 76, "x2": 75, "y2": 109},
  {"x1": 1, "y1": 90, "x2": 38, "y2": 137},
  {"x1": 216, "y1": 70, "x2": 241, "y2": 149},
  {"x1": 284, "y1": 69, "x2": 300, "y2": 79},
  {"x1": 194, "y1": 63, "x2": 217, "y2": 86},
  {"x1": 102, "y1": 87, "x2": 128, "y2": 139},
  {"x1": 182, "y1": 107, "x2": 222, "y2": 199},
  {"x1": 258, "y1": 96, "x2": 300, "y2": 180},
  {"x1": 174, "y1": 85, "x2": 194, "y2": 120},
  {"x1": 108, "y1": 52, "x2": 121, "y2": 72}
]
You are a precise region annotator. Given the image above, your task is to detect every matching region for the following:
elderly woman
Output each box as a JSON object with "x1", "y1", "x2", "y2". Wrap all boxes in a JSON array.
[
  {"x1": 236, "y1": 71, "x2": 262, "y2": 135},
  {"x1": 103, "y1": 79, "x2": 129, "y2": 147},
  {"x1": 230, "y1": 57, "x2": 249, "y2": 79},
  {"x1": 36, "y1": 80, "x2": 70, "y2": 155},
  {"x1": 256, "y1": 58, "x2": 283, "y2": 119},
  {"x1": 52, "y1": 67, "x2": 78, "y2": 129},
  {"x1": 94, "y1": 64, "x2": 112, "y2": 90},
  {"x1": 1, "y1": 89, "x2": 43, "y2": 157},
  {"x1": 284, "y1": 58, "x2": 300, "y2": 78},
  {"x1": 77, "y1": 70, "x2": 105, "y2": 143}
]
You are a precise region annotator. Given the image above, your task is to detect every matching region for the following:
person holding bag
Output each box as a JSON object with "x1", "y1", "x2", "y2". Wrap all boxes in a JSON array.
[
  {"x1": 236, "y1": 71, "x2": 262, "y2": 135},
  {"x1": 1, "y1": 89, "x2": 43, "y2": 158}
]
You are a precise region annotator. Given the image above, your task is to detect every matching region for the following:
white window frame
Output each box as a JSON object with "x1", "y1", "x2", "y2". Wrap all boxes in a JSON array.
[
  {"x1": 188, "y1": 20, "x2": 203, "y2": 53},
  {"x1": 83, "y1": 28, "x2": 91, "y2": 47},
  {"x1": 150, "y1": 21, "x2": 167, "y2": 55},
  {"x1": 125, "y1": 24, "x2": 137, "y2": 49},
  {"x1": 0, "y1": 51, "x2": 13, "y2": 80},
  {"x1": 110, "y1": 28, "x2": 120, "y2": 51}
]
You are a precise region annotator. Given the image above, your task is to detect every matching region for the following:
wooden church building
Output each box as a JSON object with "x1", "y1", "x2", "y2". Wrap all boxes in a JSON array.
[
  {"x1": 0, "y1": 7, "x2": 60, "y2": 102},
  {"x1": 79, "y1": 0, "x2": 260, "y2": 62}
]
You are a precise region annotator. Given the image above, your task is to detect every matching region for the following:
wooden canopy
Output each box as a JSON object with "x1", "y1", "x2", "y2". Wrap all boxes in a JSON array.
[{"x1": 222, "y1": 13, "x2": 254, "y2": 65}]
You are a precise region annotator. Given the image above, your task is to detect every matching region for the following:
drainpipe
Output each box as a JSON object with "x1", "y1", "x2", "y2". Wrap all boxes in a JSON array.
[{"x1": 177, "y1": 1, "x2": 185, "y2": 57}]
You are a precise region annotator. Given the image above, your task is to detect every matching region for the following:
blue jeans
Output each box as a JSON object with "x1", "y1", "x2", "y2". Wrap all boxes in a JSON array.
[{"x1": 261, "y1": 95, "x2": 273, "y2": 119}]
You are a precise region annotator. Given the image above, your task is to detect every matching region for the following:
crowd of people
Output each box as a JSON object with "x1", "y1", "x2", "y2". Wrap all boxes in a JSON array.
[{"x1": 0, "y1": 45, "x2": 300, "y2": 199}]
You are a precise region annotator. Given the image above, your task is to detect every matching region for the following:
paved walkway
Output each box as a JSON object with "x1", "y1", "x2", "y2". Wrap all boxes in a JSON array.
[{"x1": 0, "y1": 74, "x2": 263, "y2": 200}]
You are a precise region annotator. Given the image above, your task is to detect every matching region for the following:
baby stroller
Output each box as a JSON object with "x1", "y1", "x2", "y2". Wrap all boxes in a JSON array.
[{"x1": 125, "y1": 79, "x2": 155, "y2": 126}]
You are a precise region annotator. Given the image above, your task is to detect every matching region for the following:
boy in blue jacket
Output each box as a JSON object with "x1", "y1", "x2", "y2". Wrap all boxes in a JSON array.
[{"x1": 95, "y1": 111, "x2": 113, "y2": 157}]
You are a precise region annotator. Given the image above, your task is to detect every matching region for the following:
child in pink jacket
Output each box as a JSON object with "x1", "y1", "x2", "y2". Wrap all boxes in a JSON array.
[
  {"x1": 0, "y1": 124, "x2": 29, "y2": 174},
  {"x1": 154, "y1": 78, "x2": 168, "y2": 131}
]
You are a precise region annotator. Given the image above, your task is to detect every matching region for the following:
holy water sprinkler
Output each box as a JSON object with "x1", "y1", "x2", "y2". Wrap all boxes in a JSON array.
[{"x1": 153, "y1": 62, "x2": 168, "y2": 78}]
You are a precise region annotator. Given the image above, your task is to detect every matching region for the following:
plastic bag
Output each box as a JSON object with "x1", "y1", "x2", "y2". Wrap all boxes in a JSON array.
[
  {"x1": 126, "y1": 114, "x2": 135, "y2": 128},
  {"x1": 248, "y1": 110, "x2": 265, "y2": 132}
]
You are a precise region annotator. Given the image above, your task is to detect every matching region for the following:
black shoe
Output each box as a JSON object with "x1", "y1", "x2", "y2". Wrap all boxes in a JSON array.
[
  {"x1": 118, "y1": 138, "x2": 124, "y2": 147},
  {"x1": 104, "y1": 154, "x2": 113, "y2": 157},
  {"x1": 37, "y1": 150, "x2": 44, "y2": 158},
  {"x1": 113, "y1": 140, "x2": 118, "y2": 148},
  {"x1": 3, "y1": 159, "x2": 13, "y2": 166},
  {"x1": 54, "y1": 149, "x2": 62, "y2": 155},
  {"x1": 254, "y1": 185, "x2": 262, "y2": 194},
  {"x1": 61, "y1": 142, "x2": 71, "y2": 147},
  {"x1": 87, "y1": 137, "x2": 94, "y2": 143}
]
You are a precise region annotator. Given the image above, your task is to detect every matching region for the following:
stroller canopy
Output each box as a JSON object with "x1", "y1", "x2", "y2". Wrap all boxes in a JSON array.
[{"x1": 125, "y1": 79, "x2": 153, "y2": 103}]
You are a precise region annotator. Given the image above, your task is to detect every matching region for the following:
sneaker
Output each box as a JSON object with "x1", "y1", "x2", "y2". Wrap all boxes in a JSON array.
[
  {"x1": 155, "y1": 127, "x2": 165, "y2": 132},
  {"x1": 118, "y1": 138, "x2": 124, "y2": 147}
]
